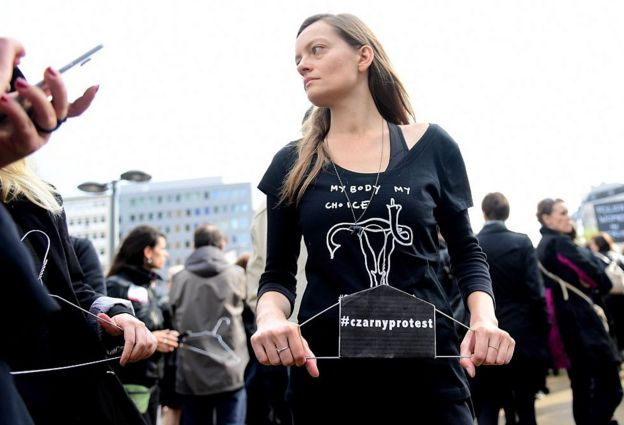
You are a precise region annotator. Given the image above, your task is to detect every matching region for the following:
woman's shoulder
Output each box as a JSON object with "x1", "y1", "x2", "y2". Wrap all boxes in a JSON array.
[
  {"x1": 274, "y1": 139, "x2": 300, "y2": 162},
  {"x1": 259, "y1": 140, "x2": 300, "y2": 195},
  {"x1": 398, "y1": 122, "x2": 457, "y2": 151}
]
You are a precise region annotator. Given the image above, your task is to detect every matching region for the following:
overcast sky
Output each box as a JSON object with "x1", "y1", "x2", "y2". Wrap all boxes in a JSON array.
[{"x1": 4, "y1": 0, "x2": 623, "y2": 243}]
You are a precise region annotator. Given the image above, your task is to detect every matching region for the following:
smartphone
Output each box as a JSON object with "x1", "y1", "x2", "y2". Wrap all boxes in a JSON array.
[{"x1": 0, "y1": 44, "x2": 103, "y2": 122}]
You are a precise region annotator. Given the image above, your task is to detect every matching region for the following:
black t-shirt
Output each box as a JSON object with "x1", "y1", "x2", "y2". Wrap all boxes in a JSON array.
[{"x1": 258, "y1": 123, "x2": 492, "y2": 400}]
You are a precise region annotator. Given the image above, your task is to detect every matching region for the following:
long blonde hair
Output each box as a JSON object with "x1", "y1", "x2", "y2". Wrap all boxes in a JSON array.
[
  {"x1": 0, "y1": 159, "x2": 63, "y2": 214},
  {"x1": 281, "y1": 13, "x2": 415, "y2": 205}
]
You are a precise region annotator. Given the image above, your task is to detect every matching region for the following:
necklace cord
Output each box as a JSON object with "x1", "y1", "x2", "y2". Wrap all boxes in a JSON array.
[{"x1": 325, "y1": 119, "x2": 385, "y2": 224}]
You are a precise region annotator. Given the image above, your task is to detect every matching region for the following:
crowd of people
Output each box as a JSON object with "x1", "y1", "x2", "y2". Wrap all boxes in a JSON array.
[{"x1": 2, "y1": 11, "x2": 623, "y2": 425}]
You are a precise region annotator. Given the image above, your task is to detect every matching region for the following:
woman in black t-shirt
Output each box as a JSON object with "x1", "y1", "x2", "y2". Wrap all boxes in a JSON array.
[{"x1": 250, "y1": 14, "x2": 515, "y2": 424}]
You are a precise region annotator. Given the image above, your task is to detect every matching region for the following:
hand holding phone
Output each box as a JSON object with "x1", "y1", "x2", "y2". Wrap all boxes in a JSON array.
[
  {"x1": 0, "y1": 42, "x2": 103, "y2": 167},
  {"x1": 0, "y1": 44, "x2": 103, "y2": 122}
]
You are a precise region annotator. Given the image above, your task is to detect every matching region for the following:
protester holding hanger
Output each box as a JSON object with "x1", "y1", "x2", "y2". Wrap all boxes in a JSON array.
[
  {"x1": 170, "y1": 224, "x2": 249, "y2": 425},
  {"x1": 0, "y1": 37, "x2": 157, "y2": 425},
  {"x1": 106, "y1": 224, "x2": 179, "y2": 425},
  {"x1": 250, "y1": 14, "x2": 514, "y2": 424},
  {"x1": 536, "y1": 198, "x2": 622, "y2": 425}
]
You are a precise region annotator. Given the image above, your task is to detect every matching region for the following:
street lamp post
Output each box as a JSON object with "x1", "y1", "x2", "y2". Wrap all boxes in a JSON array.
[{"x1": 78, "y1": 170, "x2": 151, "y2": 263}]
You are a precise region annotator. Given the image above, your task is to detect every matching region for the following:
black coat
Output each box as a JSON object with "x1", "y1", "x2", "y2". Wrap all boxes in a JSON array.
[
  {"x1": 71, "y1": 236, "x2": 106, "y2": 294},
  {"x1": 477, "y1": 222, "x2": 550, "y2": 363},
  {"x1": 0, "y1": 205, "x2": 59, "y2": 425},
  {"x1": 2, "y1": 197, "x2": 145, "y2": 425},
  {"x1": 107, "y1": 265, "x2": 165, "y2": 387},
  {"x1": 536, "y1": 227, "x2": 618, "y2": 365}
]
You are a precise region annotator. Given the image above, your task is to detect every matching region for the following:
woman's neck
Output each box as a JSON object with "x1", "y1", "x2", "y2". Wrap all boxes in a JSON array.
[{"x1": 327, "y1": 90, "x2": 382, "y2": 141}]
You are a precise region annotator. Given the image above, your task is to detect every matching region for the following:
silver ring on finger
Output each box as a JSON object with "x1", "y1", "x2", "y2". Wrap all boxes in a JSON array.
[{"x1": 276, "y1": 346, "x2": 289, "y2": 355}]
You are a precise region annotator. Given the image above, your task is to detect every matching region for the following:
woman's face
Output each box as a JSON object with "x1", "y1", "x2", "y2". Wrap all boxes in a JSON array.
[
  {"x1": 295, "y1": 20, "x2": 364, "y2": 107},
  {"x1": 145, "y1": 236, "x2": 168, "y2": 270},
  {"x1": 543, "y1": 202, "x2": 573, "y2": 234}
]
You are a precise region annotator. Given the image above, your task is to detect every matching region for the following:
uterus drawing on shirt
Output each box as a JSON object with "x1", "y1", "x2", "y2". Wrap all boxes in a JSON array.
[{"x1": 326, "y1": 198, "x2": 413, "y2": 287}]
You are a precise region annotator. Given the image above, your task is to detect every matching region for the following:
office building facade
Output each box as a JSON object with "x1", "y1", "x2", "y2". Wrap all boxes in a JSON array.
[{"x1": 117, "y1": 177, "x2": 253, "y2": 268}]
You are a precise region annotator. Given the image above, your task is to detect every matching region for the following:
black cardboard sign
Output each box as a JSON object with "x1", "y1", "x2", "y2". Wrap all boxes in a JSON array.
[{"x1": 338, "y1": 285, "x2": 436, "y2": 358}]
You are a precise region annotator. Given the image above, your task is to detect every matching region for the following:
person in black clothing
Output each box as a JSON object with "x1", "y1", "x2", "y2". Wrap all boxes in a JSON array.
[
  {"x1": 1, "y1": 39, "x2": 62, "y2": 424},
  {"x1": 536, "y1": 198, "x2": 622, "y2": 425},
  {"x1": 107, "y1": 225, "x2": 180, "y2": 425},
  {"x1": 472, "y1": 192, "x2": 550, "y2": 425},
  {"x1": 71, "y1": 235, "x2": 106, "y2": 294},
  {"x1": 589, "y1": 232, "x2": 624, "y2": 355},
  {"x1": 250, "y1": 14, "x2": 514, "y2": 424},
  {"x1": 437, "y1": 231, "x2": 469, "y2": 329},
  {"x1": 1, "y1": 37, "x2": 156, "y2": 425}
]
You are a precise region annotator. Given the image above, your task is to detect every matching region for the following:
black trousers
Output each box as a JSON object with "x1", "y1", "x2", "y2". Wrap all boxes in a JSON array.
[
  {"x1": 290, "y1": 359, "x2": 474, "y2": 425},
  {"x1": 568, "y1": 362, "x2": 623, "y2": 425},
  {"x1": 471, "y1": 362, "x2": 545, "y2": 425}
]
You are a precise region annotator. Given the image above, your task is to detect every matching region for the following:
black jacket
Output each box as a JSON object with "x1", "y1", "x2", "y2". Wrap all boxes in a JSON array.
[
  {"x1": 71, "y1": 236, "x2": 106, "y2": 294},
  {"x1": 1, "y1": 205, "x2": 59, "y2": 425},
  {"x1": 2, "y1": 197, "x2": 143, "y2": 424},
  {"x1": 537, "y1": 227, "x2": 618, "y2": 364},
  {"x1": 477, "y1": 222, "x2": 549, "y2": 362},
  {"x1": 107, "y1": 265, "x2": 165, "y2": 386}
]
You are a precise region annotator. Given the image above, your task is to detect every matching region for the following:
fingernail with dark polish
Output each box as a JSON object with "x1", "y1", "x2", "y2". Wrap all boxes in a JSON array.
[
  {"x1": 15, "y1": 78, "x2": 29, "y2": 90},
  {"x1": 46, "y1": 67, "x2": 60, "y2": 77}
]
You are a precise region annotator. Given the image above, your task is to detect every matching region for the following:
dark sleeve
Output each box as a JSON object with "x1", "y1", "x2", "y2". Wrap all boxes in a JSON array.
[
  {"x1": 71, "y1": 237, "x2": 106, "y2": 295},
  {"x1": 56, "y1": 207, "x2": 133, "y2": 317},
  {"x1": 555, "y1": 236, "x2": 612, "y2": 293},
  {"x1": 258, "y1": 142, "x2": 298, "y2": 198},
  {"x1": 256, "y1": 194, "x2": 301, "y2": 314},
  {"x1": 437, "y1": 209, "x2": 494, "y2": 306},
  {"x1": 523, "y1": 237, "x2": 549, "y2": 330},
  {"x1": 435, "y1": 128, "x2": 473, "y2": 216}
]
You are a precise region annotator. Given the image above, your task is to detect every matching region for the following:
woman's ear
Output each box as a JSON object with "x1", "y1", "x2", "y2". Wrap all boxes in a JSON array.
[
  {"x1": 143, "y1": 246, "x2": 153, "y2": 264},
  {"x1": 357, "y1": 45, "x2": 374, "y2": 72},
  {"x1": 540, "y1": 214, "x2": 550, "y2": 228}
]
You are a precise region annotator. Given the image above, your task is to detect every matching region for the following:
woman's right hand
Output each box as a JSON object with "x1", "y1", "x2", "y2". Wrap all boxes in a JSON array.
[{"x1": 250, "y1": 293, "x2": 319, "y2": 377}]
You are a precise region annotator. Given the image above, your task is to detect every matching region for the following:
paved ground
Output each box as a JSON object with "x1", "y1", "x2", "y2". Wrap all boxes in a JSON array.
[
  {"x1": 158, "y1": 369, "x2": 624, "y2": 424},
  {"x1": 519, "y1": 370, "x2": 624, "y2": 425}
]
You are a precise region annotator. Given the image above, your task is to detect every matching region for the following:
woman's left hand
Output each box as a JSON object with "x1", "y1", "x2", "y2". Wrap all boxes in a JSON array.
[
  {"x1": 153, "y1": 329, "x2": 180, "y2": 353},
  {"x1": 459, "y1": 318, "x2": 515, "y2": 378},
  {"x1": 459, "y1": 291, "x2": 515, "y2": 377},
  {"x1": 0, "y1": 37, "x2": 99, "y2": 168}
]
